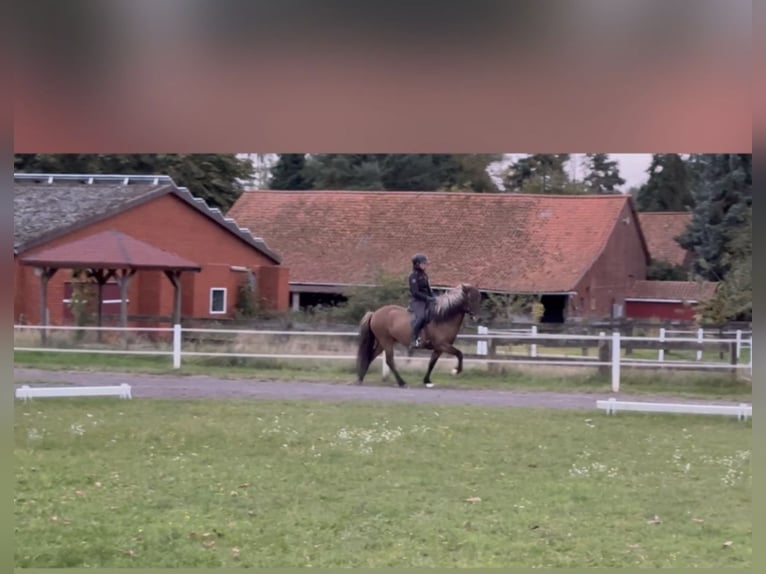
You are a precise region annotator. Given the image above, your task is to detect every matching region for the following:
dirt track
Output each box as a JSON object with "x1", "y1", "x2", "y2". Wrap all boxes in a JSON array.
[{"x1": 13, "y1": 368, "x2": 748, "y2": 410}]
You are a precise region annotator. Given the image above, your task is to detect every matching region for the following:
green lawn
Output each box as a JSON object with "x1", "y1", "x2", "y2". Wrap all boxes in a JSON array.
[
  {"x1": 14, "y1": 398, "x2": 751, "y2": 568},
  {"x1": 14, "y1": 350, "x2": 752, "y2": 401}
]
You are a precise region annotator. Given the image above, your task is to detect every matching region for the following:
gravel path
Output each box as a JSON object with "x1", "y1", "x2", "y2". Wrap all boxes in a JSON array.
[{"x1": 13, "y1": 368, "x2": 749, "y2": 410}]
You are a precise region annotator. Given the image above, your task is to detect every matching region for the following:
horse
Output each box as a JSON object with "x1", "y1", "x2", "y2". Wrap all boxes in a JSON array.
[{"x1": 355, "y1": 283, "x2": 483, "y2": 388}]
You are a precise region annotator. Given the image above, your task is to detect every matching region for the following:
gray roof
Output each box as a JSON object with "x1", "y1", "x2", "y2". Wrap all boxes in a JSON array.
[{"x1": 13, "y1": 173, "x2": 281, "y2": 263}]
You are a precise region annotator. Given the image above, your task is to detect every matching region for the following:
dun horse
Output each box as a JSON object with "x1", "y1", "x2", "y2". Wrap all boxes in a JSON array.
[{"x1": 355, "y1": 283, "x2": 482, "y2": 388}]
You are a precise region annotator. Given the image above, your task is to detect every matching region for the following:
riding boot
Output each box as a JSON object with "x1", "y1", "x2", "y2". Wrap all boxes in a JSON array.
[
  {"x1": 408, "y1": 330, "x2": 420, "y2": 351},
  {"x1": 409, "y1": 309, "x2": 427, "y2": 351},
  {"x1": 409, "y1": 323, "x2": 423, "y2": 351}
]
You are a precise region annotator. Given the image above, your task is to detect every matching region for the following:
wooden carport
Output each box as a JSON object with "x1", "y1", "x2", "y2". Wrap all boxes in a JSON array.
[{"x1": 19, "y1": 229, "x2": 201, "y2": 342}]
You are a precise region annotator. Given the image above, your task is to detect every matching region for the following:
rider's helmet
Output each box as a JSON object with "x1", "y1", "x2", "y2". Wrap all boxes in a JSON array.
[{"x1": 412, "y1": 253, "x2": 429, "y2": 267}]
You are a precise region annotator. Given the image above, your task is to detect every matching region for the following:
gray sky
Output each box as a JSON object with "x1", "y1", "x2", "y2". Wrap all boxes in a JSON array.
[
  {"x1": 609, "y1": 154, "x2": 652, "y2": 190},
  {"x1": 489, "y1": 153, "x2": 651, "y2": 192}
]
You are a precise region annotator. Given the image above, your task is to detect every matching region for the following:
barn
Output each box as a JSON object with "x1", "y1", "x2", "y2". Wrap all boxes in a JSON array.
[
  {"x1": 624, "y1": 280, "x2": 718, "y2": 321},
  {"x1": 637, "y1": 211, "x2": 694, "y2": 269},
  {"x1": 628, "y1": 212, "x2": 720, "y2": 320},
  {"x1": 14, "y1": 173, "x2": 290, "y2": 329},
  {"x1": 227, "y1": 190, "x2": 652, "y2": 322}
]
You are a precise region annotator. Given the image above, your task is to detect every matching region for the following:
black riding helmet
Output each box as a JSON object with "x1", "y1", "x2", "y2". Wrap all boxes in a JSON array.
[{"x1": 412, "y1": 253, "x2": 429, "y2": 267}]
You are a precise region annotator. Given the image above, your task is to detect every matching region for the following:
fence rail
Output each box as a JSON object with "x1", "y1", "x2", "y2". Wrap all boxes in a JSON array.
[{"x1": 14, "y1": 323, "x2": 752, "y2": 393}]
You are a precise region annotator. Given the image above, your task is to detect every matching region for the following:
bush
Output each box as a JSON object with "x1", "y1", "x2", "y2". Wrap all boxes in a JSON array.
[{"x1": 298, "y1": 271, "x2": 409, "y2": 324}]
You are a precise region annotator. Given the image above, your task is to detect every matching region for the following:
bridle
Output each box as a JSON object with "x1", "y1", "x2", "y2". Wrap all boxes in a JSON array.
[{"x1": 463, "y1": 293, "x2": 480, "y2": 322}]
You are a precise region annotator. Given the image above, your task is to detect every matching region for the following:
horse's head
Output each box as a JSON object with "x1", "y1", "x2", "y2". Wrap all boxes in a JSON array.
[{"x1": 461, "y1": 284, "x2": 482, "y2": 323}]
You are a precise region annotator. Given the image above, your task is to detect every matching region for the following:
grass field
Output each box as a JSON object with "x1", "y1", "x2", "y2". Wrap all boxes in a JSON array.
[
  {"x1": 14, "y1": 398, "x2": 751, "y2": 568},
  {"x1": 14, "y1": 349, "x2": 753, "y2": 401}
]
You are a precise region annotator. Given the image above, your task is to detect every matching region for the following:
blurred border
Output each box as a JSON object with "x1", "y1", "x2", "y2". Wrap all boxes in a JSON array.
[
  {"x1": 8, "y1": 1, "x2": 753, "y2": 573},
  {"x1": 12, "y1": 0, "x2": 751, "y2": 153}
]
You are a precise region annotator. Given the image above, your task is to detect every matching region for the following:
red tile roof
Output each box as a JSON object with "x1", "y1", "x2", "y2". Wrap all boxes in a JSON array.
[
  {"x1": 227, "y1": 191, "x2": 644, "y2": 293},
  {"x1": 19, "y1": 230, "x2": 201, "y2": 271},
  {"x1": 624, "y1": 280, "x2": 718, "y2": 302},
  {"x1": 637, "y1": 212, "x2": 692, "y2": 266},
  {"x1": 13, "y1": 173, "x2": 281, "y2": 263}
]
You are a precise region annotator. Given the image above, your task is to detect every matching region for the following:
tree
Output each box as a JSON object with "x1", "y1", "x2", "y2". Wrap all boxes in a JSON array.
[
  {"x1": 268, "y1": 154, "x2": 313, "y2": 189},
  {"x1": 14, "y1": 154, "x2": 253, "y2": 211},
  {"x1": 633, "y1": 154, "x2": 694, "y2": 211},
  {"x1": 646, "y1": 260, "x2": 689, "y2": 281},
  {"x1": 583, "y1": 153, "x2": 625, "y2": 194},
  {"x1": 302, "y1": 154, "x2": 385, "y2": 190},
  {"x1": 697, "y1": 202, "x2": 751, "y2": 322},
  {"x1": 677, "y1": 154, "x2": 752, "y2": 282},
  {"x1": 379, "y1": 154, "x2": 459, "y2": 191},
  {"x1": 299, "y1": 154, "x2": 501, "y2": 192},
  {"x1": 503, "y1": 154, "x2": 571, "y2": 193},
  {"x1": 447, "y1": 154, "x2": 503, "y2": 193}
]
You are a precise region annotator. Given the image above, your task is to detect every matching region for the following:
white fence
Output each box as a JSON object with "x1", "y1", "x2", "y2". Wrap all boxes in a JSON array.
[{"x1": 14, "y1": 323, "x2": 752, "y2": 393}]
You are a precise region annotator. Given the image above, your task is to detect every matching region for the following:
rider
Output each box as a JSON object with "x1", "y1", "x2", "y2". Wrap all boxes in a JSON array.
[{"x1": 408, "y1": 253, "x2": 436, "y2": 350}]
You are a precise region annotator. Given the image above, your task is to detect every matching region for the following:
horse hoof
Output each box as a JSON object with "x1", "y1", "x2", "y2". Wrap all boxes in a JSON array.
[
  {"x1": 424, "y1": 382, "x2": 434, "y2": 388},
  {"x1": 451, "y1": 368, "x2": 459, "y2": 376}
]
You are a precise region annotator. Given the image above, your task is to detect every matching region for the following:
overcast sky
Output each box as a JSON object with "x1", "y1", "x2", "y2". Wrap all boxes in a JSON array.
[
  {"x1": 489, "y1": 153, "x2": 651, "y2": 192},
  {"x1": 609, "y1": 154, "x2": 652, "y2": 190}
]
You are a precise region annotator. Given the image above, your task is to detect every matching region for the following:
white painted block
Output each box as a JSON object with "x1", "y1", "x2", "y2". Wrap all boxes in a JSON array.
[
  {"x1": 15, "y1": 384, "x2": 132, "y2": 400},
  {"x1": 596, "y1": 398, "x2": 751, "y2": 420}
]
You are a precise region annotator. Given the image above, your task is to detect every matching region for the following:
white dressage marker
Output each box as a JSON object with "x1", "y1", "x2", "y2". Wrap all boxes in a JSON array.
[
  {"x1": 15, "y1": 384, "x2": 132, "y2": 401},
  {"x1": 597, "y1": 398, "x2": 751, "y2": 420}
]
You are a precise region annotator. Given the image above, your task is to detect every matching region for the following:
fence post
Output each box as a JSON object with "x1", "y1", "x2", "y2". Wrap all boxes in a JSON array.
[
  {"x1": 658, "y1": 327, "x2": 665, "y2": 362},
  {"x1": 696, "y1": 327, "x2": 703, "y2": 361},
  {"x1": 173, "y1": 323, "x2": 182, "y2": 369},
  {"x1": 488, "y1": 335, "x2": 498, "y2": 374},
  {"x1": 530, "y1": 325, "x2": 538, "y2": 357},
  {"x1": 597, "y1": 331, "x2": 608, "y2": 376},
  {"x1": 611, "y1": 330, "x2": 621, "y2": 393},
  {"x1": 477, "y1": 325, "x2": 488, "y2": 356},
  {"x1": 735, "y1": 329, "x2": 742, "y2": 359}
]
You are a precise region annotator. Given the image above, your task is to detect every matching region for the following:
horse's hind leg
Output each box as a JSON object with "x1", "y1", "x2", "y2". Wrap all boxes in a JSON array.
[
  {"x1": 355, "y1": 343, "x2": 383, "y2": 385},
  {"x1": 384, "y1": 347, "x2": 408, "y2": 388}
]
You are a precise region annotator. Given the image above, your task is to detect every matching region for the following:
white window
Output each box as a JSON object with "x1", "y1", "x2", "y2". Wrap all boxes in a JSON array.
[{"x1": 210, "y1": 288, "x2": 227, "y2": 314}]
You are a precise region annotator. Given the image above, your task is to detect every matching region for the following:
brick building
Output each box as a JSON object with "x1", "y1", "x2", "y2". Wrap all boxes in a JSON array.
[
  {"x1": 228, "y1": 191, "x2": 652, "y2": 322},
  {"x1": 14, "y1": 174, "x2": 290, "y2": 327},
  {"x1": 637, "y1": 211, "x2": 694, "y2": 269}
]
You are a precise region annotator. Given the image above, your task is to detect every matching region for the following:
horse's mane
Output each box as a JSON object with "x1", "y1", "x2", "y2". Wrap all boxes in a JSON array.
[{"x1": 430, "y1": 285, "x2": 469, "y2": 322}]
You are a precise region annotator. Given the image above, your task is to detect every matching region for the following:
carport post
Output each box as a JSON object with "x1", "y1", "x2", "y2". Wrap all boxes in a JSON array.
[{"x1": 38, "y1": 267, "x2": 58, "y2": 345}]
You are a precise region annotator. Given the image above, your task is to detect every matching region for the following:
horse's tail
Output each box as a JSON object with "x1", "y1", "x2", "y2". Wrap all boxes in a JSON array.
[{"x1": 356, "y1": 311, "x2": 377, "y2": 382}]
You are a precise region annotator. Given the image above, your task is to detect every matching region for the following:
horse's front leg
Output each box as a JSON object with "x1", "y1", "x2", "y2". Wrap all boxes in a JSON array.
[
  {"x1": 442, "y1": 345, "x2": 464, "y2": 375},
  {"x1": 423, "y1": 350, "x2": 442, "y2": 388}
]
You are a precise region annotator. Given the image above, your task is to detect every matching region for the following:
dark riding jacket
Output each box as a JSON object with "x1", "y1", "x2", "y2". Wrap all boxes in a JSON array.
[{"x1": 408, "y1": 268, "x2": 434, "y2": 316}]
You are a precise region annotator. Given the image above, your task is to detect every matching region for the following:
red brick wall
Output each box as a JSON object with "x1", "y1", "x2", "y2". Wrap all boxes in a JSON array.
[
  {"x1": 15, "y1": 193, "x2": 289, "y2": 325},
  {"x1": 257, "y1": 266, "x2": 290, "y2": 310},
  {"x1": 625, "y1": 301, "x2": 696, "y2": 321},
  {"x1": 573, "y1": 203, "x2": 649, "y2": 319}
]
